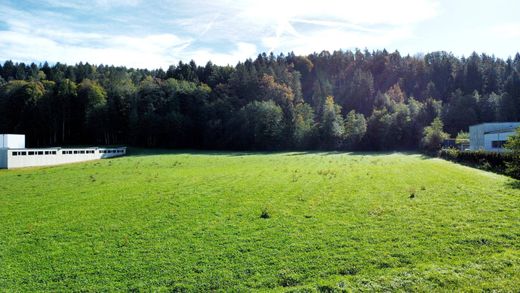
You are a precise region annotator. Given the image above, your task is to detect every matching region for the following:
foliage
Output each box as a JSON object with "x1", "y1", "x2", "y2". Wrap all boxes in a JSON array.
[
  {"x1": 0, "y1": 50, "x2": 520, "y2": 150},
  {"x1": 343, "y1": 110, "x2": 366, "y2": 149},
  {"x1": 455, "y1": 130, "x2": 469, "y2": 142},
  {"x1": 238, "y1": 100, "x2": 284, "y2": 150},
  {"x1": 421, "y1": 117, "x2": 449, "y2": 152},
  {"x1": 439, "y1": 149, "x2": 514, "y2": 175},
  {"x1": 505, "y1": 127, "x2": 520, "y2": 178},
  {"x1": 319, "y1": 96, "x2": 344, "y2": 149},
  {"x1": 0, "y1": 151, "x2": 519, "y2": 291}
]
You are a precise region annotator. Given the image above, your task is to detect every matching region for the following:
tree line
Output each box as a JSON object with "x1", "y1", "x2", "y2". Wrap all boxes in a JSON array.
[{"x1": 1, "y1": 49, "x2": 520, "y2": 150}]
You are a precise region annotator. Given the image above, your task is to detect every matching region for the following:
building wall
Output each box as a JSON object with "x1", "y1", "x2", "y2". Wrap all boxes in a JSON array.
[
  {"x1": 483, "y1": 132, "x2": 515, "y2": 152},
  {"x1": 2, "y1": 147, "x2": 126, "y2": 169},
  {"x1": 469, "y1": 123, "x2": 520, "y2": 151},
  {"x1": 0, "y1": 149, "x2": 7, "y2": 169},
  {"x1": 0, "y1": 134, "x2": 25, "y2": 149}
]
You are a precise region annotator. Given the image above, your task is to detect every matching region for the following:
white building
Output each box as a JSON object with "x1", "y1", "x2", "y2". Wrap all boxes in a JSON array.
[
  {"x1": 0, "y1": 134, "x2": 126, "y2": 169},
  {"x1": 469, "y1": 122, "x2": 520, "y2": 152}
]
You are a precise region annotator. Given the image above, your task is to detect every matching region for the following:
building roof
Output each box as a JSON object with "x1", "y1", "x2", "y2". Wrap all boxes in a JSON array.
[
  {"x1": 470, "y1": 122, "x2": 520, "y2": 128},
  {"x1": 484, "y1": 128, "x2": 518, "y2": 134}
]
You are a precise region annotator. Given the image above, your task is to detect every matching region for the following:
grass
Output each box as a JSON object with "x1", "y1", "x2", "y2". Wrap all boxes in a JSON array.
[{"x1": 0, "y1": 150, "x2": 519, "y2": 291}]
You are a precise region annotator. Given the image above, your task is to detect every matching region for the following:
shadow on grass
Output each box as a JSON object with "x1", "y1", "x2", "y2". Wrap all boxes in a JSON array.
[
  {"x1": 505, "y1": 179, "x2": 520, "y2": 189},
  {"x1": 125, "y1": 148, "x2": 431, "y2": 159},
  {"x1": 126, "y1": 148, "x2": 267, "y2": 157}
]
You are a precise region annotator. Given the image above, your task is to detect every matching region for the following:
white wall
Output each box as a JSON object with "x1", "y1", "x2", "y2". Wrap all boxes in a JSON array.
[
  {"x1": 470, "y1": 123, "x2": 520, "y2": 151},
  {"x1": 3, "y1": 147, "x2": 126, "y2": 169},
  {"x1": 0, "y1": 149, "x2": 6, "y2": 169},
  {"x1": 484, "y1": 132, "x2": 515, "y2": 152},
  {"x1": 0, "y1": 134, "x2": 25, "y2": 148}
]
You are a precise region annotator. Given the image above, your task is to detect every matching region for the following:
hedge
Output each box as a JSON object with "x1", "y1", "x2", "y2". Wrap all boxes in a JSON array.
[{"x1": 438, "y1": 148, "x2": 515, "y2": 176}]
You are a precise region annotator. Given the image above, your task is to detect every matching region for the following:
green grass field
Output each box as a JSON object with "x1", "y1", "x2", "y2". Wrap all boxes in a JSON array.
[{"x1": 0, "y1": 151, "x2": 519, "y2": 291}]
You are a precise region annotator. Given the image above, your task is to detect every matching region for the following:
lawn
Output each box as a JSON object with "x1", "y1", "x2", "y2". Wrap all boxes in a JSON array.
[{"x1": 0, "y1": 151, "x2": 519, "y2": 291}]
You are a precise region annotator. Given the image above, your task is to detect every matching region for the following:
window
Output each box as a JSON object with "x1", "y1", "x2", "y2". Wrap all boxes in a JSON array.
[
  {"x1": 37, "y1": 151, "x2": 43, "y2": 155},
  {"x1": 52, "y1": 151, "x2": 56, "y2": 155},
  {"x1": 21, "y1": 152, "x2": 26, "y2": 156},
  {"x1": 492, "y1": 141, "x2": 506, "y2": 148},
  {"x1": 28, "y1": 151, "x2": 35, "y2": 155},
  {"x1": 45, "y1": 151, "x2": 50, "y2": 155},
  {"x1": 12, "y1": 152, "x2": 18, "y2": 156}
]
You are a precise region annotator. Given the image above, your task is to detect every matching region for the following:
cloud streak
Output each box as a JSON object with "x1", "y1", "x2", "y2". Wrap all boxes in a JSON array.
[{"x1": 13, "y1": 0, "x2": 518, "y2": 68}]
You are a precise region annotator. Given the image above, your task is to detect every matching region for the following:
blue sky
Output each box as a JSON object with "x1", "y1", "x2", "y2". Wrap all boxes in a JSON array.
[{"x1": 0, "y1": 0, "x2": 519, "y2": 68}]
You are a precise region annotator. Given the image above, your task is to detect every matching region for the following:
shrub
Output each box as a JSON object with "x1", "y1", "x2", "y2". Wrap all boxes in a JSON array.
[
  {"x1": 504, "y1": 127, "x2": 520, "y2": 179},
  {"x1": 421, "y1": 117, "x2": 449, "y2": 153},
  {"x1": 260, "y1": 206, "x2": 271, "y2": 219},
  {"x1": 277, "y1": 269, "x2": 300, "y2": 287},
  {"x1": 438, "y1": 149, "x2": 515, "y2": 177}
]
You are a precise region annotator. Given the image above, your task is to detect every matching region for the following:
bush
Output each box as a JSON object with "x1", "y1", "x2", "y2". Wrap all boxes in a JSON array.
[
  {"x1": 421, "y1": 117, "x2": 449, "y2": 153},
  {"x1": 260, "y1": 206, "x2": 271, "y2": 219},
  {"x1": 438, "y1": 149, "x2": 515, "y2": 177},
  {"x1": 504, "y1": 127, "x2": 520, "y2": 179}
]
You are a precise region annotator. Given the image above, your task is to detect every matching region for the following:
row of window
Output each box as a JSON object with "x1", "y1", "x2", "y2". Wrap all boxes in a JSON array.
[
  {"x1": 11, "y1": 149, "x2": 125, "y2": 156},
  {"x1": 12, "y1": 151, "x2": 57, "y2": 156},
  {"x1": 491, "y1": 141, "x2": 506, "y2": 148},
  {"x1": 99, "y1": 149, "x2": 125, "y2": 154},
  {"x1": 62, "y1": 150, "x2": 96, "y2": 155}
]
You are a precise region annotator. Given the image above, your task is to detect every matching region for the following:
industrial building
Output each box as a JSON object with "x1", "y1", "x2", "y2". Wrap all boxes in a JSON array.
[
  {"x1": 469, "y1": 122, "x2": 520, "y2": 152},
  {"x1": 0, "y1": 134, "x2": 126, "y2": 169}
]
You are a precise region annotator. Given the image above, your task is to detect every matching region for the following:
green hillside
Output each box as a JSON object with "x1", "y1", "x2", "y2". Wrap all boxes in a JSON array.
[{"x1": 0, "y1": 151, "x2": 519, "y2": 291}]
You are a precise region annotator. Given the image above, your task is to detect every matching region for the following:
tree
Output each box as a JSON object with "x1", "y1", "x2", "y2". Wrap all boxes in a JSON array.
[
  {"x1": 0, "y1": 80, "x2": 46, "y2": 145},
  {"x1": 293, "y1": 103, "x2": 316, "y2": 149},
  {"x1": 344, "y1": 68, "x2": 375, "y2": 115},
  {"x1": 0, "y1": 50, "x2": 518, "y2": 151},
  {"x1": 455, "y1": 131, "x2": 469, "y2": 143},
  {"x1": 343, "y1": 110, "x2": 366, "y2": 149},
  {"x1": 421, "y1": 117, "x2": 449, "y2": 152},
  {"x1": 505, "y1": 127, "x2": 520, "y2": 179},
  {"x1": 55, "y1": 79, "x2": 78, "y2": 143},
  {"x1": 319, "y1": 96, "x2": 345, "y2": 149},
  {"x1": 239, "y1": 100, "x2": 284, "y2": 150},
  {"x1": 77, "y1": 79, "x2": 107, "y2": 143},
  {"x1": 442, "y1": 90, "x2": 478, "y2": 135}
]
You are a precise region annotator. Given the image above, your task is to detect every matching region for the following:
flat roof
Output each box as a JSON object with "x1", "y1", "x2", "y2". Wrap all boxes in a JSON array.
[
  {"x1": 484, "y1": 128, "x2": 518, "y2": 134},
  {"x1": 470, "y1": 122, "x2": 520, "y2": 127},
  {"x1": 2, "y1": 146, "x2": 127, "y2": 150}
]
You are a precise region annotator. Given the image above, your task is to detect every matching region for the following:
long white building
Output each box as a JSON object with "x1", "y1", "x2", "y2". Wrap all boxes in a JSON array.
[
  {"x1": 0, "y1": 134, "x2": 126, "y2": 169},
  {"x1": 469, "y1": 122, "x2": 520, "y2": 152}
]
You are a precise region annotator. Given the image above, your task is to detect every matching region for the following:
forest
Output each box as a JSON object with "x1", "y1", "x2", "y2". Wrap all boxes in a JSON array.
[{"x1": 1, "y1": 49, "x2": 520, "y2": 150}]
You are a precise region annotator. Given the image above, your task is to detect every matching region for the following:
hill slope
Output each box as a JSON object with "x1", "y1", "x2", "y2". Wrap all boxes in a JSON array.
[{"x1": 0, "y1": 151, "x2": 519, "y2": 291}]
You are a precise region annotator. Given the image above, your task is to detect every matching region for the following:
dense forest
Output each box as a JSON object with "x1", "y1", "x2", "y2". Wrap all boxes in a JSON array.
[{"x1": 1, "y1": 49, "x2": 520, "y2": 150}]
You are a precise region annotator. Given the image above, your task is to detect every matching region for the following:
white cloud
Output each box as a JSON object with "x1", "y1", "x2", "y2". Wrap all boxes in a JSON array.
[
  {"x1": 238, "y1": 0, "x2": 438, "y2": 26},
  {"x1": 0, "y1": 0, "x2": 440, "y2": 67},
  {"x1": 170, "y1": 0, "x2": 439, "y2": 56},
  {"x1": 263, "y1": 27, "x2": 413, "y2": 55},
  {"x1": 42, "y1": 0, "x2": 141, "y2": 9},
  {"x1": 0, "y1": 29, "x2": 192, "y2": 69},
  {"x1": 187, "y1": 42, "x2": 257, "y2": 66},
  {"x1": 489, "y1": 23, "x2": 520, "y2": 39}
]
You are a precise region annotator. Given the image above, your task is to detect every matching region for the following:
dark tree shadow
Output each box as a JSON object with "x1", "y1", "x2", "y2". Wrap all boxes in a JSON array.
[
  {"x1": 505, "y1": 179, "x2": 520, "y2": 189},
  {"x1": 124, "y1": 148, "x2": 432, "y2": 159}
]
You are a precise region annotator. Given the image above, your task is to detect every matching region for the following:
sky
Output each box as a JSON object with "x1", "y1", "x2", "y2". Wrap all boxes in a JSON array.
[{"x1": 0, "y1": 0, "x2": 519, "y2": 69}]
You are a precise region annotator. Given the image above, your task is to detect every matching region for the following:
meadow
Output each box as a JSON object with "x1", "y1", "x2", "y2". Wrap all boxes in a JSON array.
[{"x1": 0, "y1": 150, "x2": 519, "y2": 291}]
